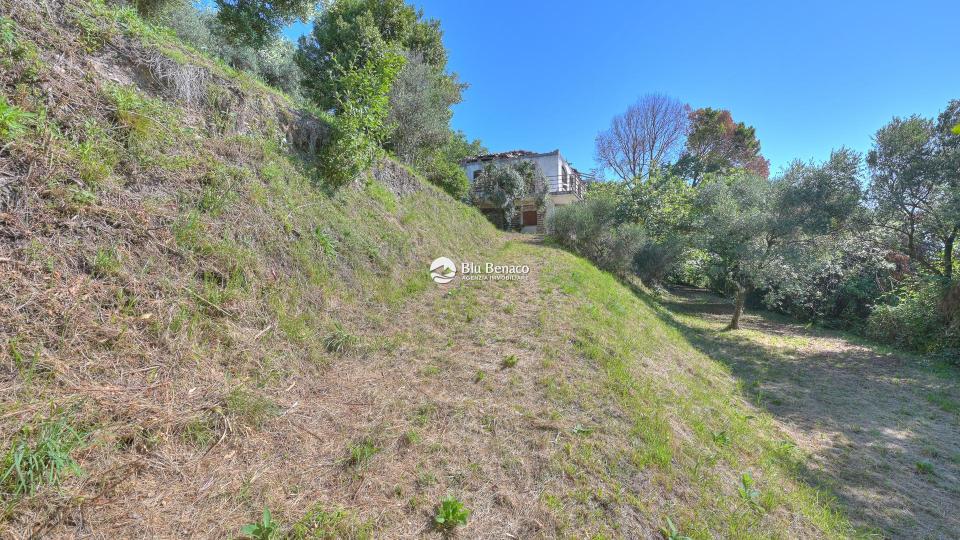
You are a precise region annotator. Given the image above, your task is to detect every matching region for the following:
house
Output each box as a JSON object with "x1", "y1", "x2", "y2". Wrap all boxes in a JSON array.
[{"x1": 461, "y1": 149, "x2": 587, "y2": 233}]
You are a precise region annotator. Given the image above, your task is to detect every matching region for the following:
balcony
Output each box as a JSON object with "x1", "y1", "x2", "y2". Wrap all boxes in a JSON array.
[{"x1": 548, "y1": 172, "x2": 586, "y2": 199}]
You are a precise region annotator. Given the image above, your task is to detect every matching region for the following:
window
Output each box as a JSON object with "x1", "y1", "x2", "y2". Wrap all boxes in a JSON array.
[{"x1": 473, "y1": 170, "x2": 481, "y2": 180}]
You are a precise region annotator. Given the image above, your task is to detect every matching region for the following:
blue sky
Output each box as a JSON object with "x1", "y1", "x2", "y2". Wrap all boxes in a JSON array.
[{"x1": 284, "y1": 1, "x2": 960, "y2": 176}]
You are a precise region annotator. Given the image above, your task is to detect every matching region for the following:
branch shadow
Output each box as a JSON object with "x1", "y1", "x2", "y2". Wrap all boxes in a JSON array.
[{"x1": 629, "y1": 284, "x2": 960, "y2": 538}]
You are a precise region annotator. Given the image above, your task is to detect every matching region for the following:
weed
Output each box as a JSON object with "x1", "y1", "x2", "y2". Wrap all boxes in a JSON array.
[
  {"x1": 501, "y1": 354, "x2": 519, "y2": 369},
  {"x1": 224, "y1": 388, "x2": 277, "y2": 428},
  {"x1": 346, "y1": 438, "x2": 379, "y2": 468},
  {"x1": 323, "y1": 322, "x2": 357, "y2": 354},
  {"x1": 241, "y1": 508, "x2": 278, "y2": 540},
  {"x1": 402, "y1": 430, "x2": 421, "y2": 446},
  {"x1": 0, "y1": 95, "x2": 32, "y2": 142},
  {"x1": 181, "y1": 416, "x2": 217, "y2": 449},
  {"x1": 412, "y1": 403, "x2": 436, "y2": 426},
  {"x1": 1, "y1": 418, "x2": 84, "y2": 497},
  {"x1": 416, "y1": 470, "x2": 437, "y2": 488},
  {"x1": 92, "y1": 247, "x2": 122, "y2": 277},
  {"x1": 660, "y1": 517, "x2": 692, "y2": 540},
  {"x1": 71, "y1": 188, "x2": 97, "y2": 205},
  {"x1": 915, "y1": 461, "x2": 934, "y2": 475},
  {"x1": 737, "y1": 472, "x2": 763, "y2": 511},
  {"x1": 710, "y1": 430, "x2": 730, "y2": 446},
  {"x1": 433, "y1": 496, "x2": 470, "y2": 532},
  {"x1": 571, "y1": 424, "x2": 593, "y2": 436},
  {"x1": 472, "y1": 370, "x2": 486, "y2": 383}
]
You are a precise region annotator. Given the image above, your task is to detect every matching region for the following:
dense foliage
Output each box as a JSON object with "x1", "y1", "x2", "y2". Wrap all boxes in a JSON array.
[
  {"x1": 469, "y1": 161, "x2": 547, "y2": 230},
  {"x1": 137, "y1": 0, "x2": 476, "y2": 195},
  {"x1": 554, "y1": 97, "x2": 959, "y2": 355}
]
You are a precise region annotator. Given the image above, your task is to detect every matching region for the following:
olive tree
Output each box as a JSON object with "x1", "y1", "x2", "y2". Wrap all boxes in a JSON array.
[
  {"x1": 695, "y1": 149, "x2": 861, "y2": 329},
  {"x1": 469, "y1": 161, "x2": 547, "y2": 230}
]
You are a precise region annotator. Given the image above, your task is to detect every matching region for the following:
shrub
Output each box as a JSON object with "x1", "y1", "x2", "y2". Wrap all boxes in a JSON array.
[
  {"x1": 548, "y1": 197, "x2": 647, "y2": 276},
  {"x1": 317, "y1": 53, "x2": 405, "y2": 187},
  {"x1": 633, "y1": 237, "x2": 684, "y2": 285},
  {"x1": 866, "y1": 277, "x2": 955, "y2": 353}
]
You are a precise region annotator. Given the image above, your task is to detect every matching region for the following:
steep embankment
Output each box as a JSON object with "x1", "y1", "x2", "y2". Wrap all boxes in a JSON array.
[{"x1": 1, "y1": 1, "x2": 857, "y2": 538}]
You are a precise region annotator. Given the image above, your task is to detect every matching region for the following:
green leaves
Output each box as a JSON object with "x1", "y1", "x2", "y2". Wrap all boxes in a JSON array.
[
  {"x1": 240, "y1": 507, "x2": 278, "y2": 540},
  {"x1": 433, "y1": 496, "x2": 470, "y2": 531}
]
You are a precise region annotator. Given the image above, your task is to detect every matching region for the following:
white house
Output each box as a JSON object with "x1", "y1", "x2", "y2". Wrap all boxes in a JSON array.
[{"x1": 461, "y1": 149, "x2": 587, "y2": 233}]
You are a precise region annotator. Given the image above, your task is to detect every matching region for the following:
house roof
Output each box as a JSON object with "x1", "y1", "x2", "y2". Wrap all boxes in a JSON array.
[{"x1": 460, "y1": 149, "x2": 559, "y2": 164}]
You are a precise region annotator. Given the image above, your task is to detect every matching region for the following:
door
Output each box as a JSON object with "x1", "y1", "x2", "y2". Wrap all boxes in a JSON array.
[{"x1": 522, "y1": 209, "x2": 538, "y2": 226}]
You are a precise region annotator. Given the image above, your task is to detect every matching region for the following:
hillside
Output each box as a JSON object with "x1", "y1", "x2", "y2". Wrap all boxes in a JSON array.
[{"x1": 0, "y1": 1, "x2": 869, "y2": 538}]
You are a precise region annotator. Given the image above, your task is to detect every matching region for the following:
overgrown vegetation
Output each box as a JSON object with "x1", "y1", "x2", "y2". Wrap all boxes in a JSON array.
[{"x1": 551, "y1": 94, "x2": 959, "y2": 353}]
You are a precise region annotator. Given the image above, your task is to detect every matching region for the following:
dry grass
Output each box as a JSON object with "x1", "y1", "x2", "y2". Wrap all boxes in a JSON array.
[
  {"x1": 662, "y1": 287, "x2": 960, "y2": 538},
  {"x1": 0, "y1": 1, "x2": 922, "y2": 538}
]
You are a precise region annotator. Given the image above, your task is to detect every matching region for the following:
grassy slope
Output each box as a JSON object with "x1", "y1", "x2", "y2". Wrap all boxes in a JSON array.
[{"x1": 0, "y1": 1, "x2": 859, "y2": 537}]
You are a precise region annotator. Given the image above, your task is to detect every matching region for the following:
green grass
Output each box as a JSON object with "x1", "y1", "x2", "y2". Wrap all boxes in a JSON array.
[
  {"x1": 1, "y1": 417, "x2": 84, "y2": 498},
  {"x1": 0, "y1": 95, "x2": 32, "y2": 142},
  {"x1": 289, "y1": 505, "x2": 372, "y2": 540},
  {"x1": 224, "y1": 388, "x2": 278, "y2": 428},
  {"x1": 537, "y1": 249, "x2": 857, "y2": 538},
  {"x1": 346, "y1": 438, "x2": 379, "y2": 468}
]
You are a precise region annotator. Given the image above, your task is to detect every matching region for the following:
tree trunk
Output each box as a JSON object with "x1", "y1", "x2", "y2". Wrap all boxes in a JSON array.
[
  {"x1": 727, "y1": 282, "x2": 747, "y2": 330},
  {"x1": 945, "y1": 231, "x2": 956, "y2": 281}
]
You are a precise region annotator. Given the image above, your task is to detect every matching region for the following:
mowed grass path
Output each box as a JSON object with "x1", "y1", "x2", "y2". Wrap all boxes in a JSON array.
[{"x1": 660, "y1": 287, "x2": 960, "y2": 538}]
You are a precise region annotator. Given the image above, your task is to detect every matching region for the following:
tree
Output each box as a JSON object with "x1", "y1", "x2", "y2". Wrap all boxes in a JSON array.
[
  {"x1": 675, "y1": 108, "x2": 770, "y2": 185},
  {"x1": 385, "y1": 50, "x2": 464, "y2": 164},
  {"x1": 867, "y1": 115, "x2": 954, "y2": 276},
  {"x1": 215, "y1": 0, "x2": 315, "y2": 48},
  {"x1": 934, "y1": 100, "x2": 960, "y2": 279},
  {"x1": 469, "y1": 161, "x2": 547, "y2": 230},
  {"x1": 594, "y1": 94, "x2": 690, "y2": 183},
  {"x1": 695, "y1": 150, "x2": 860, "y2": 329},
  {"x1": 296, "y1": 0, "x2": 446, "y2": 112}
]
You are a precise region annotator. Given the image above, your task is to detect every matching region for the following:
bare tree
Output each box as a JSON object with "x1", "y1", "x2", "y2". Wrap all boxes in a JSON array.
[{"x1": 594, "y1": 93, "x2": 690, "y2": 182}]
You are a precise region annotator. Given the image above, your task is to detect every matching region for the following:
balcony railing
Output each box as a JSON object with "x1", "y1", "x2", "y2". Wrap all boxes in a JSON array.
[{"x1": 549, "y1": 173, "x2": 586, "y2": 199}]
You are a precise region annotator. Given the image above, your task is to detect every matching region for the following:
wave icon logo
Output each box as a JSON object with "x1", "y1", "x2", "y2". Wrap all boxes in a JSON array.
[{"x1": 430, "y1": 257, "x2": 457, "y2": 284}]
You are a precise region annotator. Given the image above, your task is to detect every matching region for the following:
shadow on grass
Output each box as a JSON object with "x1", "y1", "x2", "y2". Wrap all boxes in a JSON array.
[{"x1": 628, "y1": 283, "x2": 960, "y2": 538}]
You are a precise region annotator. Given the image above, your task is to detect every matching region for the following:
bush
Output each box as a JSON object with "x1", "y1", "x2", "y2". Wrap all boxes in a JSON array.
[
  {"x1": 633, "y1": 237, "x2": 684, "y2": 285},
  {"x1": 151, "y1": 3, "x2": 303, "y2": 97},
  {"x1": 548, "y1": 198, "x2": 647, "y2": 277},
  {"x1": 318, "y1": 52, "x2": 405, "y2": 187},
  {"x1": 866, "y1": 277, "x2": 956, "y2": 353}
]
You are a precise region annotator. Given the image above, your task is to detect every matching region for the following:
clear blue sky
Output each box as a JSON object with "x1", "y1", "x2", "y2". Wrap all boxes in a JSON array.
[{"x1": 285, "y1": 1, "x2": 960, "y2": 176}]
